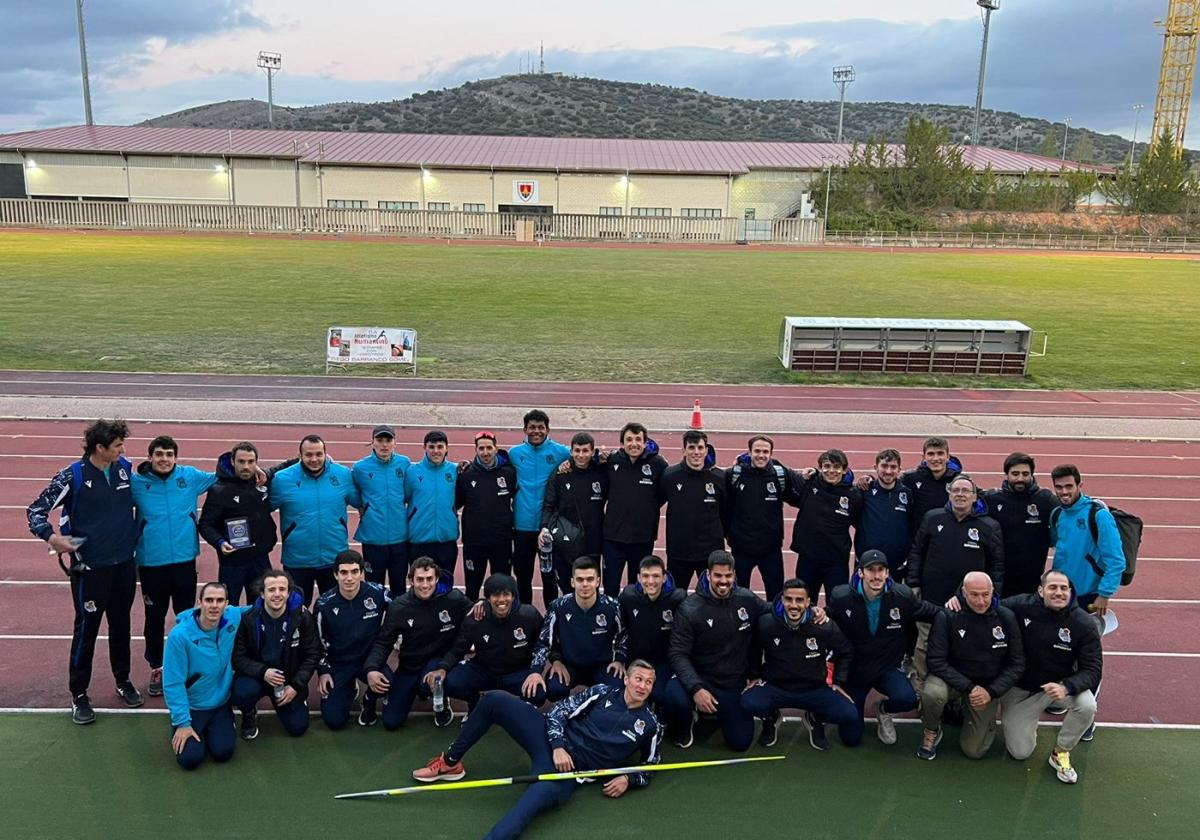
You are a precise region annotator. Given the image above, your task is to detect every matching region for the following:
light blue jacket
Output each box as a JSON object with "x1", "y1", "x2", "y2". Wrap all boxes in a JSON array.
[
  {"x1": 270, "y1": 461, "x2": 361, "y2": 568},
  {"x1": 404, "y1": 456, "x2": 459, "y2": 543},
  {"x1": 509, "y1": 438, "x2": 570, "y2": 531},
  {"x1": 352, "y1": 451, "x2": 411, "y2": 545},
  {"x1": 162, "y1": 605, "x2": 248, "y2": 727},
  {"x1": 131, "y1": 464, "x2": 218, "y2": 567},
  {"x1": 1052, "y1": 493, "x2": 1126, "y2": 598}
]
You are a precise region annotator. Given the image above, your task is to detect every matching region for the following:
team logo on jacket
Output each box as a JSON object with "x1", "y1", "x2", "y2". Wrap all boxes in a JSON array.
[
  {"x1": 514, "y1": 627, "x2": 526, "y2": 640},
  {"x1": 1024, "y1": 618, "x2": 1032, "y2": 626},
  {"x1": 772, "y1": 638, "x2": 781, "y2": 646},
  {"x1": 470, "y1": 480, "x2": 477, "y2": 488},
  {"x1": 915, "y1": 481, "x2": 923, "y2": 489},
  {"x1": 705, "y1": 483, "x2": 715, "y2": 495},
  {"x1": 407, "y1": 618, "x2": 415, "y2": 627},
  {"x1": 566, "y1": 482, "x2": 572, "y2": 490},
  {"x1": 642, "y1": 464, "x2": 652, "y2": 476},
  {"x1": 968, "y1": 528, "x2": 980, "y2": 542},
  {"x1": 662, "y1": 610, "x2": 673, "y2": 623},
  {"x1": 1058, "y1": 627, "x2": 1072, "y2": 644},
  {"x1": 936, "y1": 524, "x2": 944, "y2": 532},
  {"x1": 332, "y1": 607, "x2": 339, "y2": 615},
  {"x1": 632, "y1": 608, "x2": 639, "y2": 617},
  {"x1": 806, "y1": 637, "x2": 819, "y2": 651},
  {"x1": 592, "y1": 481, "x2": 602, "y2": 494},
  {"x1": 596, "y1": 613, "x2": 607, "y2": 627},
  {"x1": 445, "y1": 473, "x2": 454, "y2": 483},
  {"x1": 439, "y1": 610, "x2": 451, "y2": 623},
  {"x1": 899, "y1": 492, "x2": 908, "y2": 504},
  {"x1": 996, "y1": 504, "x2": 1004, "y2": 512},
  {"x1": 992, "y1": 625, "x2": 1005, "y2": 640},
  {"x1": 396, "y1": 467, "x2": 405, "y2": 478},
  {"x1": 767, "y1": 482, "x2": 777, "y2": 494},
  {"x1": 119, "y1": 468, "x2": 129, "y2": 481},
  {"x1": 1027, "y1": 504, "x2": 1040, "y2": 518},
  {"x1": 634, "y1": 718, "x2": 646, "y2": 735},
  {"x1": 498, "y1": 476, "x2": 507, "y2": 488},
  {"x1": 706, "y1": 618, "x2": 714, "y2": 627},
  {"x1": 889, "y1": 607, "x2": 901, "y2": 621},
  {"x1": 565, "y1": 613, "x2": 572, "y2": 622},
  {"x1": 737, "y1": 607, "x2": 749, "y2": 621},
  {"x1": 82, "y1": 600, "x2": 97, "y2": 613},
  {"x1": 839, "y1": 496, "x2": 849, "y2": 510},
  {"x1": 176, "y1": 477, "x2": 187, "y2": 488},
  {"x1": 482, "y1": 634, "x2": 490, "y2": 643},
  {"x1": 546, "y1": 455, "x2": 556, "y2": 463},
  {"x1": 364, "y1": 597, "x2": 377, "y2": 611},
  {"x1": 330, "y1": 475, "x2": 340, "y2": 486},
  {"x1": 676, "y1": 483, "x2": 683, "y2": 492}
]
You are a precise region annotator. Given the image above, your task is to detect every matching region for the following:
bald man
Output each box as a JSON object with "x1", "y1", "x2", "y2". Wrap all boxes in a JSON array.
[{"x1": 917, "y1": 572, "x2": 1023, "y2": 761}]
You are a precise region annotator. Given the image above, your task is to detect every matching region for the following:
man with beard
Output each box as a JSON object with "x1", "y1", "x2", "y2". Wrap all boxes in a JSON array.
[
  {"x1": 985, "y1": 453, "x2": 1057, "y2": 597},
  {"x1": 510, "y1": 411, "x2": 571, "y2": 605},
  {"x1": 601, "y1": 423, "x2": 667, "y2": 594},
  {"x1": 457, "y1": 431, "x2": 519, "y2": 601},
  {"x1": 199, "y1": 442, "x2": 277, "y2": 606}
]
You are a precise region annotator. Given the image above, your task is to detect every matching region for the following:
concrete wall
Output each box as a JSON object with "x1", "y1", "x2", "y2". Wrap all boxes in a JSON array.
[
  {"x1": 730, "y1": 169, "x2": 818, "y2": 219},
  {"x1": 22, "y1": 152, "x2": 127, "y2": 198}
]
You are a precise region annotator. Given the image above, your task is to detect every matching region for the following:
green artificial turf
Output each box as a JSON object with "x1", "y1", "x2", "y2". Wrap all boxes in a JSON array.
[
  {"x1": 0, "y1": 232, "x2": 1197, "y2": 389},
  {"x1": 1, "y1": 713, "x2": 1191, "y2": 839}
]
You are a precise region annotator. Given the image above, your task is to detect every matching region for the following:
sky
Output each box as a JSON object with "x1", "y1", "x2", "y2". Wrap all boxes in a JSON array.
[{"x1": 0, "y1": 0, "x2": 1181, "y2": 143}]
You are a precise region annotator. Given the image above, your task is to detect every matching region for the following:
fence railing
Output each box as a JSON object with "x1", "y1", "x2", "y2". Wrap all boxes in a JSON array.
[
  {"x1": 0, "y1": 198, "x2": 822, "y2": 244},
  {"x1": 821, "y1": 229, "x2": 1200, "y2": 253}
]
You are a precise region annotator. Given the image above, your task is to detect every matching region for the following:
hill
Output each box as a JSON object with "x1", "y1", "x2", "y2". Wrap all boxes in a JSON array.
[{"x1": 142, "y1": 74, "x2": 1149, "y2": 167}]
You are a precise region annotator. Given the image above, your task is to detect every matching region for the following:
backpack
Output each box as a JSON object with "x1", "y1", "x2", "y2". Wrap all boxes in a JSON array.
[{"x1": 1050, "y1": 501, "x2": 1141, "y2": 587}]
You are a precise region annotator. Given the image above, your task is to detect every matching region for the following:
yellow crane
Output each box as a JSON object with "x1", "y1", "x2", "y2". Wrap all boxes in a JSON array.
[{"x1": 1151, "y1": 0, "x2": 1200, "y2": 154}]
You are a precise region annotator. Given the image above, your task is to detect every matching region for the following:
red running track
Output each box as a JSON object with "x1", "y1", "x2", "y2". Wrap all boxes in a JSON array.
[
  {"x1": 0, "y1": 418, "x2": 1197, "y2": 725},
  {"x1": 1, "y1": 370, "x2": 1198, "y2": 419}
]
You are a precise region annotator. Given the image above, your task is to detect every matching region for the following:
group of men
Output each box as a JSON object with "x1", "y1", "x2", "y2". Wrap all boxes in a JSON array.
[{"x1": 28, "y1": 417, "x2": 1127, "y2": 837}]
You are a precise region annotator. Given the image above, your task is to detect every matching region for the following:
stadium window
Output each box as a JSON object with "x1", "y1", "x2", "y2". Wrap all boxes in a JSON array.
[
  {"x1": 598, "y1": 206, "x2": 623, "y2": 216},
  {"x1": 380, "y1": 200, "x2": 419, "y2": 210},
  {"x1": 630, "y1": 207, "x2": 671, "y2": 217},
  {"x1": 744, "y1": 208, "x2": 756, "y2": 220},
  {"x1": 328, "y1": 199, "x2": 367, "y2": 209},
  {"x1": 681, "y1": 208, "x2": 721, "y2": 218},
  {"x1": 428, "y1": 202, "x2": 450, "y2": 211},
  {"x1": 463, "y1": 203, "x2": 487, "y2": 213}
]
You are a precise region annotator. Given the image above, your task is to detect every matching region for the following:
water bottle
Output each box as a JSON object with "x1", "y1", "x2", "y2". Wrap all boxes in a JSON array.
[
  {"x1": 432, "y1": 676, "x2": 445, "y2": 714},
  {"x1": 538, "y1": 530, "x2": 554, "y2": 574},
  {"x1": 273, "y1": 684, "x2": 286, "y2": 702}
]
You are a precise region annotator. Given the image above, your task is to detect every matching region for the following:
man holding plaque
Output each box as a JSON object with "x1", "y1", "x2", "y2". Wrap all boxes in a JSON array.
[{"x1": 200, "y1": 442, "x2": 278, "y2": 606}]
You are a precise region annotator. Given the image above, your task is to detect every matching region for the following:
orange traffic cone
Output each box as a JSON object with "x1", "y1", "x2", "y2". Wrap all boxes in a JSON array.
[{"x1": 689, "y1": 399, "x2": 703, "y2": 430}]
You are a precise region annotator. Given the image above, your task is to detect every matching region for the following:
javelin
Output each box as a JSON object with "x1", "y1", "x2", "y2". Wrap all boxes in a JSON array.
[{"x1": 335, "y1": 755, "x2": 785, "y2": 800}]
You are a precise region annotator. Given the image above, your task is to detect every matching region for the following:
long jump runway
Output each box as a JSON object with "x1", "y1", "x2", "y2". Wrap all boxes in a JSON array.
[{"x1": 0, "y1": 415, "x2": 1196, "y2": 728}]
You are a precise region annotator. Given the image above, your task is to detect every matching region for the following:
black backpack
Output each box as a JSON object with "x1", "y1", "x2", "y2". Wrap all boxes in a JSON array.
[{"x1": 1050, "y1": 501, "x2": 1142, "y2": 587}]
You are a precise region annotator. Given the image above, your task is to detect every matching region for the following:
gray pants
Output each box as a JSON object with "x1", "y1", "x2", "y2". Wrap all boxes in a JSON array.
[
  {"x1": 912, "y1": 622, "x2": 931, "y2": 685},
  {"x1": 1001, "y1": 687, "x2": 1097, "y2": 758},
  {"x1": 920, "y1": 675, "x2": 1001, "y2": 759}
]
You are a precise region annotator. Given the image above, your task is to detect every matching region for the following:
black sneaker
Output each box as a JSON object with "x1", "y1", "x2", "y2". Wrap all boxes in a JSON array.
[
  {"x1": 803, "y1": 713, "x2": 830, "y2": 751},
  {"x1": 116, "y1": 680, "x2": 145, "y2": 708},
  {"x1": 147, "y1": 668, "x2": 163, "y2": 697},
  {"x1": 433, "y1": 704, "x2": 455, "y2": 728},
  {"x1": 758, "y1": 710, "x2": 782, "y2": 748},
  {"x1": 674, "y1": 710, "x2": 698, "y2": 749},
  {"x1": 71, "y1": 694, "x2": 96, "y2": 725},
  {"x1": 358, "y1": 702, "x2": 379, "y2": 727},
  {"x1": 241, "y1": 709, "x2": 259, "y2": 741},
  {"x1": 1080, "y1": 723, "x2": 1096, "y2": 742}
]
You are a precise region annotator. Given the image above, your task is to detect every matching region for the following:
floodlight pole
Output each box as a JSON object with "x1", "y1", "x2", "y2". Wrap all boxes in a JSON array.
[
  {"x1": 832, "y1": 66, "x2": 855, "y2": 143},
  {"x1": 1061, "y1": 117, "x2": 1071, "y2": 161},
  {"x1": 75, "y1": 0, "x2": 94, "y2": 125},
  {"x1": 257, "y1": 51, "x2": 282, "y2": 129},
  {"x1": 823, "y1": 160, "x2": 833, "y2": 237},
  {"x1": 1130, "y1": 104, "x2": 1145, "y2": 168},
  {"x1": 972, "y1": 0, "x2": 1000, "y2": 148}
]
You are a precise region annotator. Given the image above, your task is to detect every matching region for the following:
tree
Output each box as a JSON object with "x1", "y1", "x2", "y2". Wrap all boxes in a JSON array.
[
  {"x1": 1070, "y1": 135, "x2": 1096, "y2": 164},
  {"x1": 1038, "y1": 131, "x2": 1060, "y2": 159},
  {"x1": 1101, "y1": 131, "x2": 1192, "y2": 213}
]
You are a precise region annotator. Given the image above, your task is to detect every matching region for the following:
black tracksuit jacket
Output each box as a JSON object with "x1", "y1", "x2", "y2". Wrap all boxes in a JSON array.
[
  {"x1": 828, "y1": 577, "x2": 942, "y2": 688},
  {"x1": 901, "y1": 456, "x2": 965, "y2": 524},
  {"x1": 660, "y1": 461, "x2": 727, "y2": 566},
  {"x1": 790, "y1": 472, "x2": 863, "y2": 564},
  {"x1": 725, "y1": 456, "x2": 800, "y2": 556},
  {"x1": 907, "y1": 500, "x2": 1005, "y2": 606},
  {"x1": 1002, "y1": 593, "x2": 1102, "y2": 695},
  {"x1": 438, "y1": 599, "x2": 545, "y2": 676},
  {"x1": 754, "y1": 603, "x2": 854, "y2": 691},
  {"x1": 363, "y1": 574, "x2": 472, "y2": 673},
  {"x1": 603, "y1": 441, "x2": 668, "y2": 544},
  {"x1": 984, "y1": 482, "x2": 1057, "y2": 597},
  {"x1": 198, "y1": 451, "x2": 278, "y2": 565},
  {"x1": 618, "y1": 577, "x2": 688, "y2": 665},
  {"x1": 668, "y1": 574, "x2": 768, "y2": 694},
  {"x1": 541, "y1": 462, "x2": 608, "y2": 556},
  {"x1": 927, "y1": 596, "x2": 1024, "y2": 697},
  {"x1": 232, "y1": 593, "x2": 321, "y2": 695},
  {"x1": 456, "y1": 451, "x2": 518, "y2": 546}
]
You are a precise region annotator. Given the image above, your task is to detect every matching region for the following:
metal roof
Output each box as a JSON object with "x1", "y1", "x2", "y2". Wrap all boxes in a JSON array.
[
  {"x1": 0, "y1": 124, "x2": 1114, "y2": 176},
  {"x1": 782, "y1": 317, "x2": 1031, "y2": 331}
]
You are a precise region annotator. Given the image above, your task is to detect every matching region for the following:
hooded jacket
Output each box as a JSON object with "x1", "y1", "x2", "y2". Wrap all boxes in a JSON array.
[
  {"x1": 1002, "y1": 593, "x2": 1102, "y2": 695},
  {"x1": 603, "y1": 440, "x2": 668, "y2": 544},
  {"x1": 131, "y1": 462, "x2": 217, "y2": 567},
  {"x1": 352, "y1": 450, "x2": 412, "y2": 545},
  {"x1": 198, "y1": 451, "x2": 278, "y2": 565},
  {"x1": 901, "y1": 456, "x2": 965, "y2": 524},
  {"x1": 618, "y1": 575, "x2": 687, "y2": 665},
  {"x1": 27, "y1": 456, "x2": 137, "y2": 570},
  {"x1": 162, "y1": 605, "x2": 248, "y2": 727},
  {"x1": 659, "y1": 446, "x2": 726, "y2": 565},
  {"x1": 405, "y1": 456, "x2": 460, "y2": 543},
  {"x1": 790, "y1": 470, "x2": 863, "y2": 563},
  {"x1": 854, "y1": 481, "x2": 914, "y2": 573},
  {"x1": 726, "y1": 456, "x2": 801, "y2": 556},
  {"x1": 533, "y1": 592, "x2": 628, "y2": 671},
  {"x1": 232, "y1": 591, "x2": 321, "y2": 695},
  {"x1": 984, "y1": 480, "x2": 1057, "y2": 597},
  {"x1": 314, "y1": 580, "x2": 391, "y2": 673},
  {"x1": 755, "y1": 598, "x2": 854, "y2": 690},
  {"x1": 1051, "y1": 493, "x2": 1126, "y2": 598},
  {"x1": 906, "y1": 498, "x2": 1005, "y2": 606},
  {"x1": 927, "y1": 592, "x2": 1024, "y2": 698},
  {"x1": 456, "y1": 450, "x2": 518, "y2": 545},
  {"x1": 438, "y1": 595, "x2": 544, "y2": 676},
  {"x1": 668, "y1": 572, "x2": 768, "y2": 694},
  {"x1": 510, "y1": 437, "x2": 571, "y2": 532},
  {"x1": 828, "y1": 574, "x2": 942, "y2": 688},
  {"x1": 541, "y1": 458, "x2": 608, "y2": 556},
  {"x1": 546, "y1": 684, "x2": 661, "y2": 788},
  {"x1": 270, "y1": 459, "x2": 361, "y2": 569},
  {"x1": 363, "y1": 570, "x2": 472, "y2": 674}
]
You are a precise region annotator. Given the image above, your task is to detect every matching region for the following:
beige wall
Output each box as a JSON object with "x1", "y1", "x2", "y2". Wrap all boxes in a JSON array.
[
  {"x1": 422, "y1": 170, "x2": 494, "y2": 209},
  {"x1": 317, "y1": 166, "x2": 423, "y2": 207},
  {"x1": 231, "y1": 158, "x2": 297, "y2": 206},
  {"x1": 624, "y1": 174, "x2": 729, "y2": 214},
  {"x1": 557, "y1": 173, "x2": 627, "y2": 214},
  {"x1": 23, "y1": 152, "x2": 127, "y2": 198},
  {"x1": 730, "y1": 170, "x2": 818, "y2": 219}
]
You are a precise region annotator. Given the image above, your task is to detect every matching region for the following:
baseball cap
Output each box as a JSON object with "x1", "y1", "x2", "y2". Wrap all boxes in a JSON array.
[
  {"x1": 856, "y1": 549, "x2": 889, "y2": 569},
  {"x1": 474, "y1": 430, "x2": 497, "y2": 444},
  {"x1": 372, "y1": 424, "x2": 395, "y2": 439}
]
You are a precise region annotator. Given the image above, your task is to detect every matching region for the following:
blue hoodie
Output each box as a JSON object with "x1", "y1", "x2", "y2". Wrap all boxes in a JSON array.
[
  {"x1": 132, "y1": 463, "x2": 218, "y2": 567},
  {"x1": 405, "y1": 456, "x2": 459, "y2": 543},
  {"x1": 270, "y1": 460, "x2": 361, "y2": 568},
  {"x1": 162, "y1": 605, "x2": 248, "y2": 727},
  {"x1": 1052, "y1": 493, "x2": 1126, "y2": 598},
  {"x1": 509, "y1": 437, "x2": 571, "y2": 531},
  {"x1": 352, "y1": 451, "x2": 412, "y2": 545}
]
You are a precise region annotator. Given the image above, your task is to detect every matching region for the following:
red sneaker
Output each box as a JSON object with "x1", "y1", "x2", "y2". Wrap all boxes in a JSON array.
[{"x1": 412, "y1": 754, "x2": 466, "y2": 783}]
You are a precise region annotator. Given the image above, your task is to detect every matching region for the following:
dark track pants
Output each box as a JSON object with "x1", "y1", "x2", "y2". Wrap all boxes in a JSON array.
[
  {"x1": 841, "y1": 668, "x2": 919, "y2": 747},
  {"x1": 602, "y1": 540, "x2": 654, "y2": 595},
  {"x1": 68, "y1": 559, "x2": 137, "y2": 696},
  {"x1": 795, "y1": 555, "x2": 851, "y2": 605},
  {"x1": 232, "y1": 676, "x2": 309, "y2": 736},
  {"x1": 175, "y1": 703, "x2": 236, "y2": 770},
  {"x1": 733, "y1": 548, "x2": 785, "y2": 602},
  {"x1": 218, "y1": 554, "x2": 271, "y2": 606},
  {"x1": 362, "y1": 541, "x2": 409, "y2": 595},
  {"x1": 284, "y1": 565, "x2": 335, "y2": 609},
  {"x1": 443, "y1": 659, "x2": 547, "y2": 711},
  {"x1": 444, "y1": 691, "x2": 576, "y2": 840},
  {"x1": 666, "y1": 556, "x2": 705, "y2": 593},
  {"x1": 463, "y1": 540, "x2": 514, "y2": 601},
  {"x1": 664, "y1": 676, "x2": 755, "y2": 751},
  {"x1": 320, "y1": 661, "x2": 382, "y2": 730},
  {"x1": 514, "y1": 530, "x2": 558, "y2": 607},
  {"x1": 139, "y1": 560, "x2": 197, "y2": 668},
  {"x1": 379, "y1": 658, "x2": 443, "y2": 730},
  {"x1": 740, "y1": 683, "x2": 859, "y2": 743}
]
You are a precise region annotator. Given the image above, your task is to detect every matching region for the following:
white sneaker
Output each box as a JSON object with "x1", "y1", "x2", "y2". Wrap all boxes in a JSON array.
[
  {"x1": 1049, "y1": 750, "x2": 1078, "y2": 784},
  {"x1": 875, "y1": 703, "x2": 897, "y2": 745}
]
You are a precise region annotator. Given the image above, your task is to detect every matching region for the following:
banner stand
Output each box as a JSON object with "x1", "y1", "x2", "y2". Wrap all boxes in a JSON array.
[{"x1": 325, "y1": 327, "x2": 417, "y2": 376}]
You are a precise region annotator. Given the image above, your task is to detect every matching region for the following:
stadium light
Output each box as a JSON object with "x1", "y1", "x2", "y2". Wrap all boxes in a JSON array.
[
  {"x1": 1130, "y1": 104, "x2": 1145, "y2": 168},
  {"x1": 257, "y1": 51, "x2": 282, "y2": 129},
  {"x1": 832, "y1": 66, "x2": 855, "y2": 143},
  {"x1": 25, "y1": 158, "x2": 37, "y2": 169},
  {"x1": 972, "y1": 0, "x2": 1000, "y2": 148},
  {"x1": 75, "y1": 1, "x2": 94, "y2": 125},
  {"x1": 1061, "y1": 117, "x2": 1072, "y2": 161},
  {"x1": 213, "y1": 163, "x2": 226, "y2": 172}
]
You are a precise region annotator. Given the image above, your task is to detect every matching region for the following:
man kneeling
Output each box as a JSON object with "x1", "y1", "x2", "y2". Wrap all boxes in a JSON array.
[{"x1": 412, "y1": 660, "x2": 662, "y2": 840}]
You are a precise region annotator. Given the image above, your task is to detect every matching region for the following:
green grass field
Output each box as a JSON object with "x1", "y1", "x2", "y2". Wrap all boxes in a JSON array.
[
  {"x1": 0, "y1": 232, "x2": 1197, "y2": 389},
  {"x1": 2, "y1": 714, "x2": 1189, "y2": 839}
]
